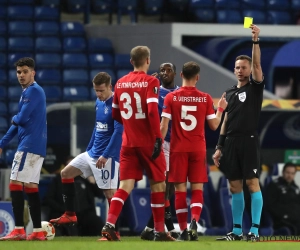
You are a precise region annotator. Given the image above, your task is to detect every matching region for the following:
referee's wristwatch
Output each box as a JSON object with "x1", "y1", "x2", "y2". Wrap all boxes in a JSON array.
[{"x1": 253, "y1": 38, "x2": 260, "y2": 44}]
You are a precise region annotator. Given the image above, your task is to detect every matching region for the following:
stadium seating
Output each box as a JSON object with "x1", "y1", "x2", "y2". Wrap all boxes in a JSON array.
[
  {"x1": 65, "y1": 0, "x2": 87, "y2": 13},
  {"x1": 0, "y1": 102, "x2": 7, "y2": 116},
  {"x1": 35, "y1": 37, "x2": 61, "y2": 53},
  {"x1": 117, "y1": 69, "x2": 130, "y2": 79},
  {"x1": 8, "y1": 69, "x2": 18, "y2": 85},
  {"x1": 267, "y1": 0, "x2": 290, "y2": 10},
  {"x1": 35, "y1": 53, "x2": 61, "y2": 68},
  {"x1": 241, "y1": 0, "x2": 266, "y2": 9},
  {"x1": 114, "y1": 53, "x2": 132, "y2": 70},
  {"x1": 0, "y1": 53, "x2": 5, "y2": 68},
  {"x1": 0, "y1": 21, "x2": 6, "y2": 36},
  {"x1": 115, "y1": 0, "x2": 138, "y2": 24},
  {"x1": 192, "y1": 9, "x2": 215, "y2": 23},
  {"x1": 8, "y1": 37, "x2": 34, "y2": 52},
  {"x1": 0, "y1": 38, "x2": 6, "y2": 52},
  {"x1": 62, "y1": 86, "x2": 89, "y2": 101},
  {"x1": 0, "y1": 69, "x2": 7, "y2": 85},
  {"x1": 242, "y1": 10, "x2": 267, "y2": 24},
  {"x1": 268, "y1": 10, "x2": 292, "y2": 24},
  {"x1": 215, "y1": 0, "x2": 241, "y2": 9},
  {"x1": 0, "y1": 86, "x2": 6, "y2": 100},
  {"x1": 190, "y1": 0, "x2": 214, "y2": 8},
  {"x1": 61, "y1": 21, "x2": 85, "y2": 37},
  {"x1": 141, "y1": 0, "x2": 164, "y2": 15},
  {"x1": 35, "y1": 21, "x2": 60, "y2": 36},
  {"x1": 7, "y1": 5, "x2": 34, "y2": 20},
  {"x1": 88, "y1": 53, "x2": 114, "y2": 69},
  {"x1": 87, "y1": 38, "x2": 114, "y2": 54},
  {"x1": 0, "y1": 7, "x2": 6, "y2": 20},
  {"x1": 8, "y1": 86, "x2": 22, "y2": 100},
  {"x1": 62, "y1": 53, "x2": 88, "y2": 68},
  {"x1": 63, "y1": 37, "x2": 87, "y2": 53},
  {"x1": 43, "y1": 86, "x2": 62, "y2": 102},
  {"x1": 34, "y1": 6, "x2": 60, "y2": 21},
  {"x1": 91, "y1": 0, "x2": 114, "y2": 16},
  {"x1": 41, "y1": 0, "x2": 60, "y2": 8},
  {"x1": 0, "y1": 117, "x2": 8, "y2": 132},
  {"x1": 8, "y1": 53, "x2": 33, "y2": 68},
  {"x1": 216, "y1": 9, "x2": 243, "y2": 23},
  {"x1": 36, "y1": 69, "x2": 62, "y2": 85},
  {"x1": 8, "y1": 102, "x2": 19, "y2": 116},
  {"x1": 63, "y1": 69, "x2": 89, "y2": 85},
  {"x1": 291, "y1": 0, "x2": 300, "y2": 10},
  {"x1": 8, "y1": 21, "x2": 34, "y2": 36},
  {"x1": 9, "y1": 0, "x2": 34, "y2": 4}
]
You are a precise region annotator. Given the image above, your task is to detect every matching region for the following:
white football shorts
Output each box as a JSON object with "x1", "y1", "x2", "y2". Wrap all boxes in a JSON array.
[
  {"x1": 69, "y1": 152, "x2": 119, "y2": 189},
  {"x1": 10, "y1": 151, "x2": 44, "y2": 184}
]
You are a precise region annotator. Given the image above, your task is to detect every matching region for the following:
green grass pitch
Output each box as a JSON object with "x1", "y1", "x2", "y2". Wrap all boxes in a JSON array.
[{"x1": 1, "y1": 236, "x2": 300, "y2": 250}]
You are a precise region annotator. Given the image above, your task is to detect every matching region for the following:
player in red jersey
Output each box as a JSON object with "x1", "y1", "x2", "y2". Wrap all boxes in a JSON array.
[
  {"x1": 101, "y1": 46, "x2": 175, "y2": 241},
  {"x1": 161, "y1": 61, "x2": 227, "y2": 241}
]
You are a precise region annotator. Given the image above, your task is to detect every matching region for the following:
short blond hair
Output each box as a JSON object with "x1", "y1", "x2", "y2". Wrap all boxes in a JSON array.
[{"x1": 130, "y1": 46, "x2": 150, "y2": 68}]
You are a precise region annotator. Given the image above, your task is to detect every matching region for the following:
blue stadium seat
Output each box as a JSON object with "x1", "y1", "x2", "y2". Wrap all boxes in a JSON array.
[
  {"x1": 0, "y1": 7, "x2": 6, "y2": 20},
  {"x1": 87, "y1": 38, "x2": 114, "y2": 54},
  {"x1": 8, "y1": 37, "x2": 34, "y2": 52},
  {"x1": 89, "y1": 53, "x2": 114, "y2": 69},
  {"x1": 63, "y1": 86, "x2": 89, "y2": 101},
  {"x1": 141, "y1": 0, "x2": 164, "y2": 15},
  {"x1": 267, "y1": 0, "x2": 290, "y2": 10},
  {"x1": 215, "y1": 0, "x2": 241, "y2": 9},
  {"x1": 60, "y1": 21, "x2": 85, "y2": 36},
  {"x1": 0, "y1": 38, "x2": 6, "y2": 52},
  {"x1": 8, "y1": 102, "x2": 19, "y2": 116},
  {"x1": 63, "y1": 37, "x2": 86, "y2": 52},
  {"x1": 8, "y1": 53, "x2": 33, "y2": 68},
  {"x1": 193, "y1": 9, "x2": 215, "y2": 23},
  {"x1": 0, "y1": 69, "x2": 7, "y2": 85},
  {"x1": 5, "y1": 149, "x2": 17, "y2": 166},
  {"x1": 117, "y1": 69, "x2": 130, "y2": 79},
  {"x1": 36, "y1": 69, "x2": 61, "y2": 85},
  {"x1": 43, "y1": 86, "x2": 61, "y2": 102},
  {"x1": 291, "y1": 0, "x2": 300, "y2": 10},
  {"x1": 34, "y1": 6, "x2": 60, "y2": 21},
  {"x1": 35, "y1": 21, "x2": 60, "y2": 36},
  {"x1": 243, "y1": 10, "x2": 267, "y2": 24},
  {"x1": 116, "y1": 0, "x2": 138, "y2": 24},
  {"x1": 0, "y1": 102, "x2": 7, "y2": 116},
  {"x1": 91, "y1": 0, "x2": 114, "y2": 15},
  {"x1": 62, "y1": 53, "x2": 88, "y2": 68},
  {"x1": 0, "y1": 53, "x2": 6, "y2": 68},
  {"x1": 268, "y1": 10, "x2": 292, "y2": 24},
  {"x1": 241, "y1": 0, "x2": 266, "y2": 9},
  {"x1": 0, "y1": 86, "x2": 7, "y2": 100},
  {"x1": 35, "y1": 37, "x2": 61, "y2": 52},
  {"x1": 63, "y1": 69, "x2": 89, "y2": 85},
  {"x1": 65, "y1": 0, "x2": 87, "y2": 13},
  {"x1": 0, "y1": 117, "x2": 8, "y2": 132},
  {"x1": 8, "y1": 21, "x2": 34, "y2": 36},
  {"x1": 41, "y1": 0, "x2": 60, "y2": 7},
  {"x1": 90, "y1": 69, "x2": 116, "y2": 86},
  {"x1": 114, "y1": 54, "x2": 132, "y2": 70},
  {"x1": 35, "y1": 53, "x2": 61, "y2": 68},
  {"x1": 8, "y1": 86, "x2": 22, "y2": 100},
  {"x1": 9, "y1": 0, "x2": 34, "y2": 4},
  {"x1": 0, "y1": 22, "x2": 6, "y2": 36},
  {"x1": 8, "y1": 69, "x2": 18, "y2": 85},
  {"x1": 216, "y1": 10, "x2": 243, "y2": 23},
  {"x1": 7, "y1": 5, "x2": 34, "y2": 20}
]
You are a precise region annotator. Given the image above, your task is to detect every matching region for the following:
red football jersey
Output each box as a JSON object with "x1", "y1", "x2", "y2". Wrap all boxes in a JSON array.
[
  {"x1": 162, "y1": 86, "x2": 216, "y2": 152},
  {"x1": 113, "y1": 71, "x2": 160, "y2": 147}
]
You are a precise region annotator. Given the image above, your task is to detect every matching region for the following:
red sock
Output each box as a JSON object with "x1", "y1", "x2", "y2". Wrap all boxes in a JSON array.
[
  {"x1": 190, "y1": 189, "x2": 203, "y2": 222},
  {"x1": 107, "y1": 189, "x2": 128, "y2": 225},
  {"x1": 151, "y1": 192, "x2": 165, "y2": 232},
  {"x1": 175, "y1": 191, "x2": 188, "y2": 231}
]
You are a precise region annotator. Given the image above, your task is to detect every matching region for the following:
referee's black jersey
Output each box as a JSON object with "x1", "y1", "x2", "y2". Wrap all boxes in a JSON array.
[{"x1": 225, "y1": 75, "x2": 264, "y2": 136}]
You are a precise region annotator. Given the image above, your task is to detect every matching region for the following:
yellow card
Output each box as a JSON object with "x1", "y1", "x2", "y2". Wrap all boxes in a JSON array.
[{"x1": 244, "y1": 17, "x2": 253, "y2": 28}]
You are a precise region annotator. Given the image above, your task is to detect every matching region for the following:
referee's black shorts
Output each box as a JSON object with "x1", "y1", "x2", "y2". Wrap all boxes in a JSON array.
[{"x1": 219, "y1": 134, "x2": 260, "y2": 181}]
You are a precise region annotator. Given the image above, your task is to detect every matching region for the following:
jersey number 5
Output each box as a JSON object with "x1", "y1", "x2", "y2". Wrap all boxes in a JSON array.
[
  {"x1": 120, "y1": 92, "x2": 146, "y2": 119},
  {"x1": 180, "y1": 105, "x2": 197, "y2": 131}
]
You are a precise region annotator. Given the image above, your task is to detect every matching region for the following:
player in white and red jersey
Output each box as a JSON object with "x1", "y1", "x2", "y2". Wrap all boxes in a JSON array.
[
  {"x1": 101, "y1": 46, "x2": 175, "y2": 241},
  {"x1": 161, "y1": 61, "x2": 227, "y2": 241}
]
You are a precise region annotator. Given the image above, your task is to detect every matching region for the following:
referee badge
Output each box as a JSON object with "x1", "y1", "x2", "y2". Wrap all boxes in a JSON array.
[
  {"x1": 238, "y1": 92, "x2": 246, "y2": 102},
  {"x1": 153, "y1": 87, "x2": 158, "y2": 94}
]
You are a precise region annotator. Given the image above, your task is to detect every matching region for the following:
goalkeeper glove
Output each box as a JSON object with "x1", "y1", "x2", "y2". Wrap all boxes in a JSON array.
[{"x1": 151, "y1": 138, "x2": 162, "y2": 160}]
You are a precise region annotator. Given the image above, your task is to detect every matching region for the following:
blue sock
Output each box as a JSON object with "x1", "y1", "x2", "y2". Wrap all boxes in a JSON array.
[
  {"x1": 250, "y1": 191, "x2": 263, "y2": 236},
  {"x1": 231, "y1": 192, "x2": 244, "y2": 235}
]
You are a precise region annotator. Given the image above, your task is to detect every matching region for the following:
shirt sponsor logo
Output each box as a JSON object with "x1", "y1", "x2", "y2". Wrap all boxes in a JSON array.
[
  {"x1": 238, "y1": 92, "x2": 246, "y2": 102},
  {"x1": 115, "y1": 82, "x2": 148, "y2": 88},
  {"x1": 96, "y1": 122, "x2": 108, "y2": 131}
]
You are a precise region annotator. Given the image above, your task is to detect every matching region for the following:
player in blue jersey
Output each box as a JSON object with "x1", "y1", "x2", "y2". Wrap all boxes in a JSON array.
[
  {"x1": 50, "y1": 72, "x2": 123, "y2": 240},
  {"x1": 141, "y1": 62, "x2": 180, "y2": 240},
  {"x1": 0, "y1": 57, "x2": 47, "y2": 241}
]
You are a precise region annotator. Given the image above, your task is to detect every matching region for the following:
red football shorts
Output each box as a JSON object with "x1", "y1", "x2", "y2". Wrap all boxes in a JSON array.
[
  {"x1": 119, "y1": 146, "x2": 166, "y2": 182},
  {"x1": 169, "y1": 150, "x2": 208, "y2": 183}
]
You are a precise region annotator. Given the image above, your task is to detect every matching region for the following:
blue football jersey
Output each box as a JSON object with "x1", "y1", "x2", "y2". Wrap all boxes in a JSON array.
[
  {"x1": 158, "y1": 85, "x2": 179, "y2": 142},
  {"x1": 86, "y1": 96, "x2": 123, "y2": 161}
]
